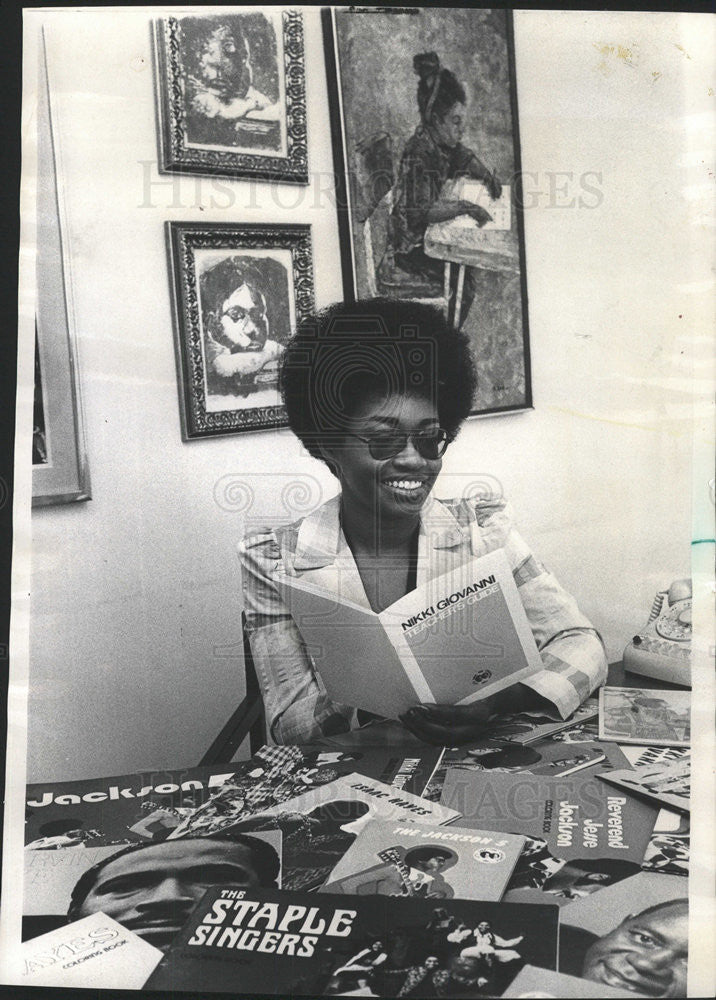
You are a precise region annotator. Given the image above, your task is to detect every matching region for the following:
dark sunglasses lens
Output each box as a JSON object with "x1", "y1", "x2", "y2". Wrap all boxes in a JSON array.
[
  {"x1": 368, "y1": 436, "x2": 403, "y2": 459},
  {"x1": 368, "y1": 431, "x2": 447, "y2": 460},
  {"x1": 416, "y1": 432, "x2": 447, "y2": 459}
]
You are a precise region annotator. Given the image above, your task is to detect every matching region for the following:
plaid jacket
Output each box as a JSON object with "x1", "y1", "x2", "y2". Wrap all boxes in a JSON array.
[{"x1": 238, "y1": 495, "x2": 607, "y2": 744}]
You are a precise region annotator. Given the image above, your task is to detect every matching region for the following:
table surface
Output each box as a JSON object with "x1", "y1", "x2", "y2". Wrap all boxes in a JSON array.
[{"x1": 608, "y1": 659, "x2": 690, "y2": 691}]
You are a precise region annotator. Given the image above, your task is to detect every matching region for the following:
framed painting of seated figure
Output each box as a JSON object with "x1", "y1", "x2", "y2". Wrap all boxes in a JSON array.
[{"x1": 323, "y1": 6, "x2": 531, "y2": 414}]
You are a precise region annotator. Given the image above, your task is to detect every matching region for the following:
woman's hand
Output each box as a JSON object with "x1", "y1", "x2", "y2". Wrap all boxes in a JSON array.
[
  {"x1": 399, "y1": 684, "x2": 549, "y2": 745},
  {"x1": 399, "y1": 697, "x2": 498, "y2": 746}
]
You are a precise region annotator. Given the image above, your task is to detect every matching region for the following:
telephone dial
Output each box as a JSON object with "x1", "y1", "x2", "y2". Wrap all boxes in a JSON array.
[{"x1": 623, "y1": 579, "x2": 692, "y2": 687}]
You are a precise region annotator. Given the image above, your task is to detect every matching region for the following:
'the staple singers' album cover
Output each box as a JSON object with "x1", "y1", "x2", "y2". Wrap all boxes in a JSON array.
[
  {"x1": 146, "y1": 885, "x2": 560, "y2": 996},
  {"x1": 320, "y1": 819, "x2": 524, "y2": 902},
  {"x1": 439, "y1": 771, "x2": 658, "y2": 904}
]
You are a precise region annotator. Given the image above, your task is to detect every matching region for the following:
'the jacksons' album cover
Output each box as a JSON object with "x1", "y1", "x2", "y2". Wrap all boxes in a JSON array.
[
  {"x1": 439, "y1": 771, "x2": 659, "y2": 904},
  {"x1": 321, "y1": 819, "x2": 524, "y2": 902},
  {"x1": 146, "y1": 885, "x2": 560, "y2": 996}
]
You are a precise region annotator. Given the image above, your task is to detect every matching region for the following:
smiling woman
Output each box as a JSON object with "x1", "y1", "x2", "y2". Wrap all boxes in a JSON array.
[{"x1": 239, "y1": 298, "x2": 607, "y2": 745}]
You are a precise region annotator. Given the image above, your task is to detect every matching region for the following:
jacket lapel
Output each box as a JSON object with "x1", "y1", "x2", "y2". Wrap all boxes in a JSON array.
[{"x1": 290, "y1": 494, "x2": 472, "y2": 604}]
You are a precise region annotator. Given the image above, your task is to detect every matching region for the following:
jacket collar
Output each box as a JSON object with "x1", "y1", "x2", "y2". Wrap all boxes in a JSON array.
[{"x1": 292, "y1": 494, "x2": 466, "y2": 571}]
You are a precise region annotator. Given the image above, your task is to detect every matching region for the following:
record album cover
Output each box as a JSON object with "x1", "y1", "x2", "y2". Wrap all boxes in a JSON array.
[
  {"x1": 440, "y1": 770, "x2": 658, "y2": 904},
  {"x1": 599, "y1": 687, "x2": 691, "y2": 746},
  {"x1": 167, "y1": 745, "x2": 443, "y2": 841},
  {"x1": 171, "y1": 774, "x2": 459, "y2": 893},
  {"x1": 598, "y1": 754, "x2": 690, "y2": 814},
  {"x1": 146, "y1": 885, "x2": 560, "y2": 996},
  {"x1": 321, "y1": 819, "x2": 524, "y2": 902}
]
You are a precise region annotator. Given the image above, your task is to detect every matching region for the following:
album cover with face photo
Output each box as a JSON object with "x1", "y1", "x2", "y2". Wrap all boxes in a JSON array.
[{"x1": 558, "y1": 872, "x2": 688, "y2": 999}]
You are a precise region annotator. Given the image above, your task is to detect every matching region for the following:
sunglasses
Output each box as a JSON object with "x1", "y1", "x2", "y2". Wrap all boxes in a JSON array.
[{"x1": 348, "y1": 428, "x2": 449, "y2": 460}]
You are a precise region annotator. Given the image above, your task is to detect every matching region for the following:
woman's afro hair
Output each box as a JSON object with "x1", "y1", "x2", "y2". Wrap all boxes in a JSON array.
[{"x1": 278, "y1": 298, "x2": 477, "y2": 467}]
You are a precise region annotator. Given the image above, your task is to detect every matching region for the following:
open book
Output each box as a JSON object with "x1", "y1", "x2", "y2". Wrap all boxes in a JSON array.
[{"x1": 276, "y1": 548, "x2": 543, "y2": 718}]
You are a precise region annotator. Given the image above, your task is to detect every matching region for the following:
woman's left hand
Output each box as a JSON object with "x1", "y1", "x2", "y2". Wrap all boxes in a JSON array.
[{"x1": 399, "y1": 697, "x2": 498, "y2": 746}]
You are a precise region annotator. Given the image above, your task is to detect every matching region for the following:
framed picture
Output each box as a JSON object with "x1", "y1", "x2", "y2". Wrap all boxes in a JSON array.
[
  {"x1": 154, "y1": 9, "x2": 308, "y2": 183},
  {"x1": 167, "y1": 222, "x2": 314, "y2": 439},
  {"x1": 323, "y1": 7, "x2": 531, "y2": 414},
  {"x1": 33, "y1": 34, "x2": 91, "y2": 507}
]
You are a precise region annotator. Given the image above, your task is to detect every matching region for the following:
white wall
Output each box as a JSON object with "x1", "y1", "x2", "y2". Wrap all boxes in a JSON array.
[{"x1": 25, "y1": 8, "x2": 706, "y2": 782}]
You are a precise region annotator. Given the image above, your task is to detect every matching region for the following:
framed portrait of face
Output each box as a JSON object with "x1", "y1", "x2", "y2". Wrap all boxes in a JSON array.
[
  {"x1": 323, "y1": 7, "x2": 531, "y2": 415},
  {"x1": 154, "y1": 10, "x2": 308, "y2": 183},
  {"x1": 166, "y1": 222, "x2": 314, "y2": 439}
]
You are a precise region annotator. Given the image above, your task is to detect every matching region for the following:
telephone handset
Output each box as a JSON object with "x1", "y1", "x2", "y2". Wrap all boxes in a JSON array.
[{"x1": 623, "y1": 579, "x2": 692, "y2": 687}]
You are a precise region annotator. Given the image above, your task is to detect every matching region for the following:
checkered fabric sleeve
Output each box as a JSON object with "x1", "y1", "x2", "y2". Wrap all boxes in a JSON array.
[
  {"x1": 238, "y1": 531, "x2": 358, "y2": 744},
  {"x1": 464, "y1": 497, "x2": 609, "y2": 720}
]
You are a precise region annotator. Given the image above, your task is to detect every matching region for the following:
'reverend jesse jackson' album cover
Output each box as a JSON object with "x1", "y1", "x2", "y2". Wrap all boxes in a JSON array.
[
  {"x1": 320, "y1": 819, "x2": 524, "y2": 901},
  {"x1": 439, "y1": 770, "x2": 659, "y2": 905},
  {"x1": 146, "y1": 885, "x2": 560, "y2": 996}
]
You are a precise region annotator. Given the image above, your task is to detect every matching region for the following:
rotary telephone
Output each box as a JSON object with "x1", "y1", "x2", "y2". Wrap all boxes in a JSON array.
[{"x1": 623, "y1": 579, "x2": 692, "y2": 686}]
